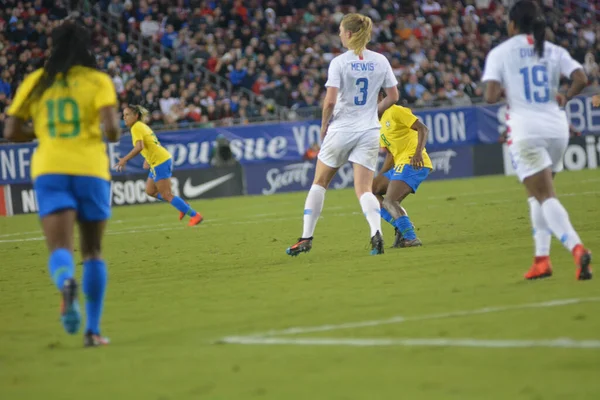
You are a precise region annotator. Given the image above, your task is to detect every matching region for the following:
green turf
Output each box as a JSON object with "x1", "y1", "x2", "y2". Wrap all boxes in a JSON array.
[{"x1": 1, "y1": 169, "x2": 599, "y2": 400}]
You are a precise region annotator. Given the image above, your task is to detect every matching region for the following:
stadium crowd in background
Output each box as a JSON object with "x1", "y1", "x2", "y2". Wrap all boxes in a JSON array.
[{"x1": 1, "y1": 0, "x2": 600, "y2": 136}]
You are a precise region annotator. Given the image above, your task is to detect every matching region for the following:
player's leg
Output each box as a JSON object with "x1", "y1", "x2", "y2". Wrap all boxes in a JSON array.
[
  {"x1": 145, "y1": 175, "x2": 162, "y2": 200},
  {"x1": 372, "y1": 173, "x2": 395, "y2": 225},
  {"x1": 383, "y1": 165, "x2": 429, "y2": 248},
  {"x1": 287, "y1": 130, "x2": 349, "y2": 256},
  {"x1": 146, "y1": 174, "x2": 188, "y2": 221},
  {"x1": 154, "y1": 160, "x2": 203, "y2": 226},
  {"x1": 286, "y1": 160, "x2": 338, "y2": 256},
  {"x1": 349, "y1": 130, "x2": 385, "y2": 255},
  {"x1": 74, "y1": 176, "x2": 112, "y2": 346},
  {"x1": 34, "y1": 175, "x2": 80, "y2": 334},
  {"x1": 353, "y1": 163, "x2": 384, "y2": 254},
  {"x1": 518, "y1": 139, "x2": 591, "y2": 280},
  {"x1": 524, "y1": 183, "x2": 553, "y2": 279}
]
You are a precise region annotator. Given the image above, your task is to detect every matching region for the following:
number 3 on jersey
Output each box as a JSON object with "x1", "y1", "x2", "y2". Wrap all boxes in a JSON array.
[
  {"x1": 519, "y1": 65, "x2": 549, "y2": 103},
  {"x1": 354, "y1": 78, "x2": 369, "y2": 106}
]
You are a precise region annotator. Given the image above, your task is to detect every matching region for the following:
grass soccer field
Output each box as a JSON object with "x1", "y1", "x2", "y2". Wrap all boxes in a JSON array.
[{"x1": 1, "y1": 169, "x2": 599, "y2": 400}]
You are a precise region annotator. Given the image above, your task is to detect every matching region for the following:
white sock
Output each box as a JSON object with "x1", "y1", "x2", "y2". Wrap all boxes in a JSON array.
[
  {"x1": 302, "y1": 184, "x2": 326, "y2": 238},
  {"x1": 541, "y1": 198, "x2": 582, "y2": 252},
  {"x1": 360, "y1": 192, "x2": 382, "y2": 238},
  {"x1": 400, "y1": 206, "x2": 408, "y2": 216},
  {"x1": 528, "y1": 197, "x2": 550, "y2": 257}
]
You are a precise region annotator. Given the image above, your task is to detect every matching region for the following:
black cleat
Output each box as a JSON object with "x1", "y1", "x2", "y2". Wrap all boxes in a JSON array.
[
  {"x1": 286, "y1": 237, "x2": 313, "y2": 256},
  {"x1": 396, "y1": 238, "x2": 423, "y2": 248},
  {"x1": 392, "y1": 228, "x2": 403, "y2": 248},
  {"x1": 370, "y1": 231, "x2": 384, "y2": 255},
  {"x1": 84, "y1": 331, "x2": 110, "y2": 347}
]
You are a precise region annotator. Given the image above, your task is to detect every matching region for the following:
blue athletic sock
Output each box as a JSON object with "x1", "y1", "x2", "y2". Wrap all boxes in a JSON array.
[
  {"x1": 170, "y1": 196, "x2": 197, "y2": 217},
  {"x1": 380, "y1": 208, "x2": 396, "y2": 226},
  {"x1": 48, "y1": 248, "x2": 75, "y2": 291},
  {"x1": 156, "y1": 193, "x2": 165, "y2": 201},
  {"x1": 82, "y1": 259, "x2": 108, "y2": 335},
  {"x1": 393, "y1": 215, "x2": 417, "y2": 240}
]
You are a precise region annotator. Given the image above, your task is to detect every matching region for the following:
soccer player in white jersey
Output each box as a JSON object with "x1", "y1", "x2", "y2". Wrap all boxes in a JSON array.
[
  {"x1": 482, "y1": 0, "x2": 592, "y2": 280},
  {"x1": 286, "y1": 13, "x2": 399, "y2": 256}
]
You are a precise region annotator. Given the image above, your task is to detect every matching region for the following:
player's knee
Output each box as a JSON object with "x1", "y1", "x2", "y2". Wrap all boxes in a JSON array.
[
  {"x1": 146, "y1": 188, "x2": 158, "y2": 197},
  {"x1": 312, "y1": 177, "x2": 330, "y2": 189},
  {"x1": 160, "y1": 190, "x2": 174, "y2": 202}
]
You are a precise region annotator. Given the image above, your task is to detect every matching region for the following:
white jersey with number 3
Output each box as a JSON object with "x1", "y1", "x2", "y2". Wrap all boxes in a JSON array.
[
  {"x1": 482, "y1": 34, "x2": 583, "y2": 141},
  {"x1": 325, "y1": 49, "x2": 398, "y2": 133}
]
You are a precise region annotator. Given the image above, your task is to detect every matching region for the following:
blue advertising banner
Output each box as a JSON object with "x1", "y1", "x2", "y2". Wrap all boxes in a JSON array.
[
  {"x1": 244, "y1": 146, "x2": 474, "y2": 196},
  {"x1": 2, "y1": 96, "x2": 599, "y2": 185}
]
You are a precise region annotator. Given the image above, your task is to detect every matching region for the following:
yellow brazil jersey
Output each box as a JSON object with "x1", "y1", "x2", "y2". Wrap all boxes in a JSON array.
[
  {"x1": 379, "y1": 105, "x2": 433, "y2": 170},
  {"x1": 130, "y1": 121, "x2": 171, "y2": 167},
  {"x1": 7, "y1": 66, "x2": 117, "y2": 181}
]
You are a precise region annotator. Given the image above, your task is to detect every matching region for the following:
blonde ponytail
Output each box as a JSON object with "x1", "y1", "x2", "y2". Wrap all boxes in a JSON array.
[
  {"x1": 342, "y1": 14, "x2": 373, "y2": 56},
  {"x1": 128, "y1": 104, "x2": 150, "y2": 123}
]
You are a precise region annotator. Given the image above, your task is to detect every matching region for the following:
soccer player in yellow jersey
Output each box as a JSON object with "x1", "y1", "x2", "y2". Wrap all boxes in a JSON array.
[
  {"x1": 3, "y1": 20, "x2": 120, "y2": 347},
  {"x1": 115, "y1": 105, "x2": 203, "y2": 226},
  {"x1": 373, "y1": 89, "x2": 433, "y2": 248}
]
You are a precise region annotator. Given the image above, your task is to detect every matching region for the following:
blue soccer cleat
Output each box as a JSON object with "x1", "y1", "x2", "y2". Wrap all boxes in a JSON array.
[{"x1": 60, "y1": 278, "x2": 81, "y2": 335}]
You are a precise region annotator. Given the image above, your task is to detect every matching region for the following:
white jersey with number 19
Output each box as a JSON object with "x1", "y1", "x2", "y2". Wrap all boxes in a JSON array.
[
  {"x1": 482, "y1": 34, "x2": 583, "y2": 141},
  {"x1": 325, "y1": 49, "x2": 398, "y2": 133}
]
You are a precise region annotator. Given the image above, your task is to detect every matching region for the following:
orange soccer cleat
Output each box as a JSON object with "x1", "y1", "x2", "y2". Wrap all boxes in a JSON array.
[
  {"x1": 188, "y1": 213, "x2": 204, "y2": 227},
  {"x1": 572, "y1": 244, "x2": 593, "y2": 281},
  {"x1": 524, "y1": 256, "x2": 553, "y2": 280}
]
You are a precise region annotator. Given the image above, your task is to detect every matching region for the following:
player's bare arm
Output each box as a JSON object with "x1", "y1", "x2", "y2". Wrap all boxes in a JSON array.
[
  {"x1": 99, "y1": 106, "x2": 121, "y2": 143},
  {"x1": 114, "y1": 140, "x2": 143, "y2": 171},
  {"x1": 565, "y1": 69, "x2": 588, "y2": 103},
  {"x1": 320, "y1": 87, "x2": 338, "y2": 140},
  {"x1": 3, "y1": 116, "x2": 35, "y2": 142},
  {"x1": 483, "y1": 80, "x2": 503, "y2": 104},
  {"x1": 410, "y1": 119, "x2": 429, "y2": 170},
  {"x1": 377, "y1": 86, "x2": 399, "y2": 118}
]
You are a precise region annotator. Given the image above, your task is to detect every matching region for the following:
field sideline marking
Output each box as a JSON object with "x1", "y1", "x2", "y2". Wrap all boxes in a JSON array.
[
  {"x1": 218, "y1": 336, "x2": 600, "y2": 349},
  {"x1": 217, "y1": 297, "x2": 600, "y2": 349}
]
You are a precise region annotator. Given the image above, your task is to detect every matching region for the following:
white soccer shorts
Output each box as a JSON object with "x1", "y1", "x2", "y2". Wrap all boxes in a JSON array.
[
  {"x1": 508, "y1": 137, "x2": 568, "y2": 182},
  {"x1": 318, "y1": 128, "x2": 380, "y2": 172}
]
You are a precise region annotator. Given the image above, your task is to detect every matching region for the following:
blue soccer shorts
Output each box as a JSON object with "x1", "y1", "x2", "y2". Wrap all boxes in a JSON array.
[
  {"x1": 384, "y1": 164, "x2": 431, "y2": 193},
  {"x1": 34, "y1": 174, "x2": 111, "y2": 221},
  {"x1": 149, "y1": 158, "x2": 173, "y2": 181}
]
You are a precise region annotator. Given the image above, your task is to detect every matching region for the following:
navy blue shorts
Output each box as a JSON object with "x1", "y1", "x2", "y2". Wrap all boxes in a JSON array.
[
  {"x1": 34, "y1": 174, "x2": 111, "y2": 221},
  {"x1": 149, "y1": 159, "x2": 173, "y2": 181},
  {"x1": 384, "y1": 165, "x2": 431, "y2": 193}
]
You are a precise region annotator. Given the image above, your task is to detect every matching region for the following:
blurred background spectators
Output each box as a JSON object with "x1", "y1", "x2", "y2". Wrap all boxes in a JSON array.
[{"x1": 1, "y1": 0, "x2": 599, "y2": 138}]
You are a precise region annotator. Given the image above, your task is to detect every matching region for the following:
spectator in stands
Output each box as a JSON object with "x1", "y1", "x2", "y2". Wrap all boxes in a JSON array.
[{"x1": 2, "y1": 0, "x2": 600, "y2": 135}]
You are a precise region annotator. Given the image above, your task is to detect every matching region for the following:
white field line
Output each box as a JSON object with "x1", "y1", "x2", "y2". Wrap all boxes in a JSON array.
[
  {"x1": 218, "y1": 297, "x2": 600, "y2": 345},
  {"x1": 218, "y1": 336, "x2": 600, "y2": 349}
]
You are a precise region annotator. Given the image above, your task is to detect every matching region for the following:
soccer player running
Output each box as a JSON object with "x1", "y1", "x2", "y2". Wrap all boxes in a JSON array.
[
  {"x1": 4, "y1": 19, "x2": 121, "y2": 346},
  {"x1": 115, "y1": 105, "x2": 203, "y2": 226},
  {"x1": 482, "y1": 0, "x2": 592, "y2": 280},
  {"x1": 286, "y1": 13, "x2": 399, "y2": 256},
  {"x1": 372, "y1": 89, "x2": 432, "y2": 248}
]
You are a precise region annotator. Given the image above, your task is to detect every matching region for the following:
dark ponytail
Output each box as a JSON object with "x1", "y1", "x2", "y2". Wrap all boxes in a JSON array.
[
  {"x1": 533, "y1": 16, "x2": 546, "y2": 58},
  {"x1": 509, "y1": 0, "x2": 545, "y2": 58}
]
